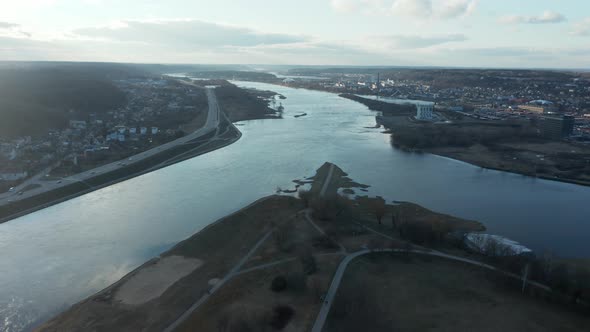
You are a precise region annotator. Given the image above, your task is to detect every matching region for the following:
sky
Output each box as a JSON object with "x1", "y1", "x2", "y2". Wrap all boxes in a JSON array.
[{"x1": 0, "y1": 0, "x2": 589, "y2": 68}]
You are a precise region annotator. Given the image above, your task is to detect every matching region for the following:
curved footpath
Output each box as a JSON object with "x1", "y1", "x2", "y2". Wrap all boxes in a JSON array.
[{"x1": 310, "y1": 248, "x2": 555, "y2": 332}]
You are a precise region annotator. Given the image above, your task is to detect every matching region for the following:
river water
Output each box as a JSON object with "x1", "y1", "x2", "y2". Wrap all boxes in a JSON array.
[{"x1": 1, "y1": 81, "x2": 589, "y2": 331}]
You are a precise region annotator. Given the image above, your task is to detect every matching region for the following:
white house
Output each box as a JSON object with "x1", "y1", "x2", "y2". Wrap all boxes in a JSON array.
[
  {"x1": 69, "y1": 120, "x2": 87, "y2": 130},
  {"x1": 0, "y1": 169, "x2": 28, "y2": 181},
  {"x1": 465, "y1": 233, "x2": 532, "y2": 256},
  {"x1": 151, "y1": 127, "x2": 159, "y2": 135}
]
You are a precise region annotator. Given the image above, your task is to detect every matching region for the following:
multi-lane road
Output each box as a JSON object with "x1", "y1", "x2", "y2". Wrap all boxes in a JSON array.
[{"x1": 0, "y1": 86, "x2": 222, "y2": 208}]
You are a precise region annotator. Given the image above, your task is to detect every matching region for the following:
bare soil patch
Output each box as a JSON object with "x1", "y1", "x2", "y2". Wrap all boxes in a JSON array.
[{"x1": 114, "y1": 256, "x2": 203, "y2": 305}]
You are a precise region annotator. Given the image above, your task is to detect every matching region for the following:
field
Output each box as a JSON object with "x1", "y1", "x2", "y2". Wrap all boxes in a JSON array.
[{"x1": 325, "y1": 254, "x2": 590, "y2": 332}]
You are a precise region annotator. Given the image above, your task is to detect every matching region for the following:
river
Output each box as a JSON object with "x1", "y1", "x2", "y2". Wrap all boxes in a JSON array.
[{"x1": 1, "y1": 81, "x2": 589, "y2": 331}]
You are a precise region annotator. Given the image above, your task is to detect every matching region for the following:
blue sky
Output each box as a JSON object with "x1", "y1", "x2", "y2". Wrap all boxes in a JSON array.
[{"x1": 0, "y1": 0, "x2": 589, "y2": 68}]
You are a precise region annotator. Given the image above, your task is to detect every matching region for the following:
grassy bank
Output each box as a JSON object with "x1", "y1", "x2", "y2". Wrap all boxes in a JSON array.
[{"x1": 325, "y1": 253, "x2": 590, "y2": 332}]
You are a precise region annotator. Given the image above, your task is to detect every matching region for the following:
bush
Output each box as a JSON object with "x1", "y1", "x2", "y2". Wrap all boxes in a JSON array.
[
  {"x1": 286, "y1": 272, "x2": 308, "y2": 293},
  {"x1": 271, "y1": 276, "x2": 288, "y2": 292},
  {"x1": 273, "y1": 225, "x2": 294, "y2": 252},
  {"x1": 299, "y1": 249, "x2": 317, "y2": 275},
  {"x1": 269, "y1": 305, "x2": 295, "y2": 330},
  {"x1": 217, "y1": 305, "x2": 270, "y2": 332},
  {"x1": 399, "y1": 221, "x2": 435, "y2": 245},
  {"x1": 298, "y1": 189, "x2": 312, "y2": 208},
  {"x1": 312, "y1": 235, "x2": 339, "y2": 250}
]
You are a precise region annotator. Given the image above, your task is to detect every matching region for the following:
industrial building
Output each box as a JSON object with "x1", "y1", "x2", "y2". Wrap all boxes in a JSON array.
[
  {"x1": 416, "y1": 103, "x2": 434, "y2": 120},
  {"x1": 540, "y1": 115, "x2": 575, "y2": 139},
  {"x1": 519, "y1": 100, "x2": 559, "y2": 114}
]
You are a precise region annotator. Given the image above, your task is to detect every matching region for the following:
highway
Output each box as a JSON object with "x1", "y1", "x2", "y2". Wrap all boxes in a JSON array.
[{"x1": 0, "y1": 86, "x2": 222, "y2": 208}]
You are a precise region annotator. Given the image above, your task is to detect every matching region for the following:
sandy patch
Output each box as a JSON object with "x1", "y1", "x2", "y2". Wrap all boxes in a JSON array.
[
  {"x1": 115, "y1": 256, "x2": 203, "y2": 305},
  {"x1": 208, "y1": 278, "x2": 221, "y2": 286}
]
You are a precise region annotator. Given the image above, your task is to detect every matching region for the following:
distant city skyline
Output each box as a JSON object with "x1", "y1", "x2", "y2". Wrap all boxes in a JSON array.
[{"x1": 1, "y1": 0, "x2": 589, "y2": 68}]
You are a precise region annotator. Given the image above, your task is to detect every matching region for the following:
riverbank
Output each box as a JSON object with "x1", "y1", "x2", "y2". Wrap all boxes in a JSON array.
[
  {"x1": 428, "y1": 143, "x2": 590, "y2": 187},
  {"x1": 344, "y1": 95, "x2": 590, "y2": 187},
  {"x1": 0, "y1": 80, "x2": 286, "y2": 224},
  {"x1": 0, "y1": 122, "x2": 241, "y2": 224},
  {"x1": 0, "y1": 95, "x2": 244, "y2": 224}
]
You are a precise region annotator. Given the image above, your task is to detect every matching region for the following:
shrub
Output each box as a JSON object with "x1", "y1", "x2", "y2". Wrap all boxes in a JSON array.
[
  {"x1": 299, "y1": 248, "x2": 317, "y2": 275},
  {"x1": 312, "y1": 235, "x2": 339, "y2": 250},
  {"x1": 269, "y1": 305, "x2": 295, "y2": 330},
  {"x1": 298, "y1": 189, "x2": 312, "y2": 208},
  {"x1": 271, "y1": 276, "x2": 288, "y2": 292},
  {"x1": 286, "y1": 272, "x2": 308, "y2": 293}
]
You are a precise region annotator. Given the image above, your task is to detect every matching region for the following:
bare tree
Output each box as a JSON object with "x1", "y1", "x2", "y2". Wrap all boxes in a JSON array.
[
  {"x1": 299, "y1": 247, "x2": 317, "y2": 275},
  {"x1": 298, "y1": 189, "x2": 312, "y2": 208},
  {"x1": 371, "y1": 197, "x2": 386, "y2": 224}
]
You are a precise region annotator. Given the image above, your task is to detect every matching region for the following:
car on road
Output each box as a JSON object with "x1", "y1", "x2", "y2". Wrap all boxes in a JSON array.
[
  {"x1": 57, "y1": 180, "x2": 62, "y2": 184},
  {"x1": 8, "y1": 187, "x2": 15, "y2": 192},
  {"x1": 17, "y1": 192, "x2": 23, "y2": 196}
]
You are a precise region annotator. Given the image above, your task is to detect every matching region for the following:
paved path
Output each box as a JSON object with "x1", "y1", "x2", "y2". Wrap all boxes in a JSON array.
[
  {"x1": 319, "y1": 164, "x2": 335, "y2": 197},
  {"x1": 163, "y1": 230, "x2": 273, "y2": 332},
  {"x1": 304, "y1": 209, "x2": 347, "y2": 253},
  {"x1": 0, "y1": 86, "x2": 221, "y2": 208}
]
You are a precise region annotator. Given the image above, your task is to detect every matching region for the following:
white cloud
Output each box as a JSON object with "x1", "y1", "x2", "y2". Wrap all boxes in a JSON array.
[
  {"x1": 73, "y1": 19, "x2": 307, "y2": 47},
  {"x1": 0, "y1": 22, "x2": 20, "y2": 29},
  {"x1": 438, "y1": 0, "x2": 478, "y2": 19},
  {"x1": 0, "y1": 22, "x2": 31, "y2": 38},
  {"x1": 570, "y1": 18, "x2": 590, "y2": 36},
  {"x1": 500, "y1": 10, "x2": 567, "y2": 25},
  {"x1": 330, "y1": 0, "x2": 478, "y2": 19},
  {"x1": 330, "y1": 0, "x2": 360, "y2": 13},
  {"x1": 391, "y1": 0, "x2": 432, "y2": 17},
  {"x1": 372, "y1": 33, "x2": 467, "y2": 49}
]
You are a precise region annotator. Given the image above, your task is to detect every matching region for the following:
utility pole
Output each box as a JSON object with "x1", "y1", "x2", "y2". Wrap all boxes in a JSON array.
[
  {"x1": 522, "y1": 262, "x2": 530, "y2": 294},
  {"x1": 377, "y1": 73, "x2": 381, "y2": 99}
]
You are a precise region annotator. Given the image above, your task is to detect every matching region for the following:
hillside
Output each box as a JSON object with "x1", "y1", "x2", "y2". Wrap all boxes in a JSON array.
[{"x1": 0, "y1": 66, "x2": 128, "y2": 138}]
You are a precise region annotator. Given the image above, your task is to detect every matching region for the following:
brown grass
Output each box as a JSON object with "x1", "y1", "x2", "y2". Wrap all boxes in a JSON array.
[{"x1": 325, "y1": 253, "x2": 590, "y2": 332}]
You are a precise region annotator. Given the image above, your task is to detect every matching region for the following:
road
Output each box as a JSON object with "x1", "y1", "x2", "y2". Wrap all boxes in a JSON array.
[{"x1": 0, "y1": 86, "x2": 221, "y2": 208}]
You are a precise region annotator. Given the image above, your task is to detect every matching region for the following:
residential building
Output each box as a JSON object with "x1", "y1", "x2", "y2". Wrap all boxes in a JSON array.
[
  {"x1": 69, "y1": 120, "x2": 87, "y2": 130},
  {"x1": 0, "y1": 169, "x2": 28, "y2": 181}
]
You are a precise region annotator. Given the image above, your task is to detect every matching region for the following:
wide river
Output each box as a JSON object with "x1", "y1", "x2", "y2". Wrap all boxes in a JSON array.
[{"x1": 1, "y1": 82, "x2": 589, "y2": 331}]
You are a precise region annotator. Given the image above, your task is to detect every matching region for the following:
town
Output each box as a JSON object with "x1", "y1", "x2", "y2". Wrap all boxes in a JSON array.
[
  {"x1": 280, "y1": 68, "x2": 590, "y2": 140},
  {"x1": 0, "y1": 78, "x2": 208, "y2": 192}
]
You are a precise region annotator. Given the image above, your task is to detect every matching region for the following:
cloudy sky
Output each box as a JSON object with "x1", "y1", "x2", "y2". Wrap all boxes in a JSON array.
[{"x1": 0, "y1": 0, "x2": 589, "y2": 68}]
